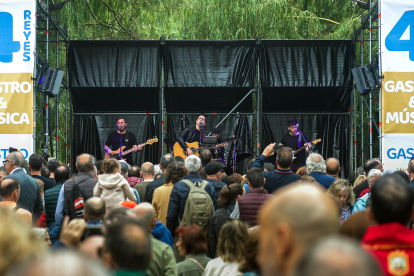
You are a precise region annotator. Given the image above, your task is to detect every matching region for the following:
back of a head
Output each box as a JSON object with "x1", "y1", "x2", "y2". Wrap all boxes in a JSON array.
[
  {"x1": 408, "y1": 158, "x2": 414, "y2": 174},
  {"x1": 230, "y1": 173, "x2": 243, "y2": 184},
  {"x1": 340, "y1": 211, "x2": 375, "y2": 241},
  {"x1": 165, "y1": 161, "x2": 186, "y2": 185},
  {"x1": 294, "y1": 236, "x2": 383, "y2": 276},
  {"x1": 84, "y1": 198, "x2": 106, "y2": 221},
  {"x1": 0, "y1": 178, "x2": 20, "y2": 198},
  {"x1": 296, "y1": 166, "x2": 307, "y2": 176},
  {"x1": 8, "y1": 152, "x2": 25, "y2": 168},
  {"x1": 76, "y1": 154, "x2": 94, "y2": 173},
  {"x1": 277, "y1": 147, "x2": 293, "y2": 169},
  {"x1": 306, "y1": 153, "x2": 326, "y2": 174},
  {"x1": 246, "y1": 168, "x2": 264, "y2": 188},
  {"x1": 184, "y1": 155, "x2": 201, "y2": 174},
  {"x1": 175, "y1": 156, "x2": 185, "y2": 163},
  {"x1": 246, "y1": 158, "x2": 256, "y2": 172},
  {"x1": 134, "y1": 203, "x2": 156, "y2": 231},
  {"x1": 47, "y1": 159, "x2": 60, "y2": 173},
  {"x1": 371, "y1": 176, "x2": 414, "y2": 225},
  {"x1": 217, "y1": 183, "x2": 244, "y2": 207},
  {"x1": 160, "y1": 153, "x2": 175, "y2": 170},
  {"x1": 95, "y1": 160, "x2": 103, "y2": 175},
  {"x1": 175, "y1": 225, "x2": 207, "y2": 255},
  {"x1": 200, "y1": 150, "x2": 212, "y2": 166},
  {"x1": 102, "y1": 159, "x2": 120, "y2": 174},
  {"x1": 119, "y1": 162, "x2": 129, "y2": 176},
  {"x1": 239, "y1": 228, "x2": 260, "y2": 274},
  {"x1": 391, "y1": 170, "x2": 410, "y2": 184},
  {"x1": 54, "y1": 165, "x2": 70, "y2": 184},
  {"x1": 218, "y1": 220, "x2": 249, "y2": 263},
  {"x1": 364, "y1": 159, "x2": 381, "y2": 176},
  {"x1": 325, "y1": 158, "x2": 340, "y2": 176},
  {"x1": 141, "y1": 162, "x2": 154, "y2": 176},
  {"x1": 34, "y1": 179, "x2": 44, "y2": 194},
  {"x1": 28, "y1": 154, "x2": 43, "y2": 171},
  {"x1": 103, "y1": 206, "x2": 132, "y2": 229},
  {"x1": 41, "y1": 166, "x2": 50, "y2": 178},
  {"x1": 129, "y1": 166, "x2": 141, "y2": 177},
  {"x1": 264, "y1": 163, "x2": 275, "y2": 172},
  {"x1": 104, "y1": 217, "x2": 151, "y2": 272}
]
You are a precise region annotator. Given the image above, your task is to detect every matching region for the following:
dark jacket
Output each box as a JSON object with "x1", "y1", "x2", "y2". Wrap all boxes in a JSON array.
[
  {"x1": 177, "y1": 125, "x2": 205, "y2": 150},
  {"x1": 44, "y1": 182, "x2": 64, "y2": 228},
  {"x1": 166, "y1": 174, "x2": 216, "y2": 236},
  {"x1": 207, "y1": 202, "x2": 235, "y2": 258},
  {"x1": 4, "y1": 168, "x2": 43, "y2": 224},
  {"x1": 206, "y1": 178, "x2": 226, "y2": 210},
  {"x1": 354, "y1": 179, "x2": 369, "y2": 197},
  {"x1": 238, "y1": 189, "x2": 272, "y2": 227},
  {"x1": 307, "y1": 172, "x2": 336, "y2": 188},
  {"x1": 252, "y1": 155, "x2": 301, "y2": 194},
  {"x1": 63, "y1": 172, "x2": 97, "y2": 216},
  {"x1": 152, "y1": 220, "x2": 174, "y2": 249},
  {"x1": 144, "y1": 174, "x2": 165, "y2": 203},
  {"x1": 31, "y1": 175, "x2": 56, "y2": 192}
]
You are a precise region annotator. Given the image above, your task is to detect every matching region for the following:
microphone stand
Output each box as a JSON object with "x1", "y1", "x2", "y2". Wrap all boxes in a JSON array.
[
  {"x1": 232, "y1": 113, "x2": 239, "y2": 173},
  {"x1": 119, "y1": 125, "x2": 122, "y2": 160}
]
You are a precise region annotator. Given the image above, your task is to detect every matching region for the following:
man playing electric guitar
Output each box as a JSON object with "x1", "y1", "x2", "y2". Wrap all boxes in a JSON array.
[
  {"x1": 104, "y1": 118, "x2": 142, "y2": 166},
  {"x1": 177, "y1": 114, "x2": 206, "y2": 157},
  {"x1": 279, "y1": 119, "x2": 312, "y2": 173}
]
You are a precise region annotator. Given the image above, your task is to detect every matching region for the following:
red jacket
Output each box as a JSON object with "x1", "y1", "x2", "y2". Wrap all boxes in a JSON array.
[
  {"x1": 238, "y1": 188, "x2": 272, "y2": 227},
  {"x1": 362, "y1": 222, "x2": 414, "y2": 276}
]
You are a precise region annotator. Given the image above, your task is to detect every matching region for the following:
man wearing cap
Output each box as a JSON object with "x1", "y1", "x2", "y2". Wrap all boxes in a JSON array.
[{"x1": 205, "y1": 162, "x2": 226, "y2": 210}]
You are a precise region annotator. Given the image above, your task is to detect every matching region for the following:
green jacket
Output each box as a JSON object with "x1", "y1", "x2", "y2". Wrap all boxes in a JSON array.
[
  {"x1": 148, "y1": 235, "x2": 177, "y2": 276},
  {"x1": 114, "y1": 270, "x2": 149, "y2": 276},
  {"x1": 176, "y1": 254, "x2": 211, "y2": 276}
]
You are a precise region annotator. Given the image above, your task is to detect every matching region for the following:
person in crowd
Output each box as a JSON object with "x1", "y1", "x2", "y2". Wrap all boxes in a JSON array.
[
  {"x1": 340, "y1": 211, "x2": 375, "y2": 241},
  {"x1": 230, "y1": 173, "x2": 243, "y2": 185},
  {"x1": 144, "y1": 154, "x2": 176, "y2": 202},
  {"x1": 299, "y1": 175, "x2": 318, "y2": 185},
  {"x1": 205, "y1": 162, "x2": 226, "y2": 210},
  {"x1": 28, "y1": 154, "x2": 55, "y2": 192},
  {"x1": 83, "y1": 197, "x2": 106, "y2": 226},
  {"x1": 207, "y1": 183, "x2": 244, "y2": 258},
  {"x1": 295, "y1": 166, "x2": 307, "y2": 176},
  {"x1": 362, "y1": 175, "x2": 414, "y2": 275},
  {"x1": 263, "y1": 163, "x2": 275, "y2": 172},
  {"x1": 120, "y1": 161, "x2": 140, "y2": 203},
  {"x1": 95, "y1": 160, "x2": 104, "y2": 175},
  {"x1": 134, "y1": 203, "x2": 177, "y2": 276},
  {"x1": 44, "y1": 165, "x2": 70, "y2": 228},
  {"x1": 154, "y1": 173, "x2": 162, "y2": 181},
  {"x1": 200, "y1": 149, "x2": 213, "y2": 167},
  {"x1": 294, "y1": 236, "x2": 383, "y2": 276},
  {"x1": 32, "y1": 228, "x2": 52, "y2": 246},
  {"x1": 119, "y1": 200, "x2": 137, "y2": 209},
  {"x1": 56, "y1": 154, "x2": 97, "y2": 220},
  {"x1": 408, "y1": 158, "x2": 414, "y2": 190},
  {"x1": 327, "y1": 179, "x2": 356, "y2": 224},
  {"x1": 34, "y1": 178, "x2": 46, "y2": 227},
  {"x1": 199, "y1": 167, "x2": 207, "y2": 180},
  {"x1": 40, "y1": 166, "x2": 50, "y2": 179},
  {"x1": 93, "y1": 159, "x2": 136, "y2": 209},
  {"x1": 0, "y1": 166, "x2": 7, "y2": 181},
  {"x1": 241, "y1": 158, "x2": 256, "y2": 194},
  {"x1": 0, "y1": 178, "x2": 32, "y2": 226},
  {"x1": 306, "y1": 153, "x2": 336, "y2": 188},
  {"x1": 391, "y1": 170, "x2": 410, "y2": 184},
  {"x1": 103, "y1": 217, "x2": 150, "y2": 276},
  {"x1": 251, "y1": 144, "x2": 301, "y2": 194},
  {"x1": 353, "y1": 174, "x2": 367, "y2": 188},
  {"x1": 204, "y1": 220, "x2": 248, "y2": 276},
  {"x1": 238, "y1": 228, "x2": 261, "y2": 276},
  {"x1": 153, "y1": 161, "x2": 186, "y2": 226},
  {"x1": 47, "y1": 159, "x2": 61, "y2": 180},
  {"x1": 127, "y1": 165, "x2": 143, "y2": 187},
  {"x1": 80, "y1": 235, "x2": 105, "y2": 259},
  {"x1": 353, "y1": 169, "x2": 383, "y2": 213},
  {"x1": 353, "y1": 158, "x2": 383, "y2": 198},
  {"x1": 176, "y1": 225, "x2": 211, "y2": 276},
  {"x1": 2, "y1": 152, "x2": 42, "y2": 224},
  {"x1": 358, "y1": 168, "x2": 384, "y2": 198},
  {"x1": 166, "y1": 155, "x2": 215, "y2": 236},
  {"x1": 325, "y1": 157, "x2": 341, "y2": 179},
  {"x1": 134, "y1": 162, "x2": 155, "y2": 202},
  {"x1": 221, "y1": 176, "x2": 234, "y2": 186},
  {"x1": 258, "y1": 184, "x2": 340, "y2": 276},
  {"x1": 230, "y1": 168, "x2": 272, "y2": 227}
]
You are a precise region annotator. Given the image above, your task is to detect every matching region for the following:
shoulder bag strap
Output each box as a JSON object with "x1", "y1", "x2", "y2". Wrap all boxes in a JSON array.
[
  {"x1": 188, "y1": 258, "x2": 205, "y2": 271},
  {"x1": 200, "y1": 180, "x2": 209, "y2": 190},
  {"x1": 181, "y1": 179, "x2": 194, "y2": 189}
]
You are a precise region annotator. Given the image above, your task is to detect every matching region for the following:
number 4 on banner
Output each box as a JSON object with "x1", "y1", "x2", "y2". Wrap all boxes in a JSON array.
[{"x1": 385, "y1": 10, "x2": 414, "y2": 61}]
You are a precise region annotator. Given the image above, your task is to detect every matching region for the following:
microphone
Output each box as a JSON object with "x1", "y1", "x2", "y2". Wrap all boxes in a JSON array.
[
  {"x1": 236, "y1": 112, "x2": 239, "y2": 125},
  {"x1": 296, "y1": 124, "x2": 299, "y2": 128},
  {"x1": 118, "y1": 125, "x2": 122, "y2": 130}
]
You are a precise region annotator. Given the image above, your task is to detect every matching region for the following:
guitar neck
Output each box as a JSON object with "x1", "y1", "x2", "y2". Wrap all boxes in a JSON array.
[{"x1": 120, "y1": 143, "x2": 146, "y2": 156}]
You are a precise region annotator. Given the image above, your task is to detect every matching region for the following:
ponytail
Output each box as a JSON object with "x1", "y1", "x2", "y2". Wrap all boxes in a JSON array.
[
  {"x1": 102, "y1": 159, "x2": 120, "y2": 174},
  {"x1": 217, "y1": 183, "x2": 244, "y2": 207}
]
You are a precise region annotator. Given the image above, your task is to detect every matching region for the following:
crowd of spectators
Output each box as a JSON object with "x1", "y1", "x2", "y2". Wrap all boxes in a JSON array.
[{"x1": 1, "y1": 144, "x2": 414, "y2": 276}]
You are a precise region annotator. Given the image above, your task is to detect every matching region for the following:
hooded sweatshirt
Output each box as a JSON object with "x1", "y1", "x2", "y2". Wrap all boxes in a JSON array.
[
  {"x1": 93, "y1": 173, "x2": 137, "y2": 209},
  {"x1": 152, "y1": 220, "x2": 174, "y2": 249}
]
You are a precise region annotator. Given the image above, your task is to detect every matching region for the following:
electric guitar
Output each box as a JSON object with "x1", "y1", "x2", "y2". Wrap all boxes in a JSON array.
[
  {"x1": 292, "y1": 139, "x2": 321, "y2": 158},
  {"x1": 173, "y1": 141, "x2": 228, "y2": 160},
  {"x1": 104, "y1": 138, "x2": 158, "y2": 160}
]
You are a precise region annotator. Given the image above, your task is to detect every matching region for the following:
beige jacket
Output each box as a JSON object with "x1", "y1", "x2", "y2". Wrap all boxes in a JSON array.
[
  {"x1": 93, "y1": 173, "x2": 136, "y2": 209},
  {"x1": 152, "y1": 182, "x2": 174, "y2": 226}
]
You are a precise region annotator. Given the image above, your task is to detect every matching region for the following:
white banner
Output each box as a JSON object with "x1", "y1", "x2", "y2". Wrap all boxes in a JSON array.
[
  {"x1": 381, "y1": 0, "x2": 414, "y2": 171},
  {"x1": 0, "y1": 0, "x2": 35, "y2": 163}
]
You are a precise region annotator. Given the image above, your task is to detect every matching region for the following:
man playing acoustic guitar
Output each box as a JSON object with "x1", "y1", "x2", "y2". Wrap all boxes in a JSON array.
[
  {"x1": 177, "y1": 114, "x2": 206, "y2": 157},
  {"x1": 104, "y1": 118, "x2": 142, "y2": 165}
]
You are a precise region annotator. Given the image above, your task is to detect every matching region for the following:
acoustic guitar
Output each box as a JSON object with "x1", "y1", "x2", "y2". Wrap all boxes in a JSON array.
[
  {"x1": 173, "y1": 142, "x2": 228, "y2": 160},
  {"x1": 104, "y1": 138, "x2": 158, "y2": 160}
]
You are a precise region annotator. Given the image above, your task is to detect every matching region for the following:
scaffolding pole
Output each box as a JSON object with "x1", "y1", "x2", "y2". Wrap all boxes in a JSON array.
[
  {"x1": 55, "y1": 18, "x2": 59, "y2": 159},
  {"x1": 360, "y1": 20, "x2": 365, "y2": 165},
  {"x1": 378, "y1": 0, "x2": 382, "y2": 161},
  {"x1": 368, "y1": 0, "x2": 373, "y2": 159}
]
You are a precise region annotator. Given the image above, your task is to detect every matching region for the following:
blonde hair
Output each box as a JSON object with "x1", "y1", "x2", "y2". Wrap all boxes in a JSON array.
[
  {"x1": 34, "y1": 178, "x2": 45, "y2": 193},
  {"x1": 102, "y1": 159, "x2": 120, "y2": 174},
  {"x1": 327, "y1": 179, "x2": 356, "y2": 206},
  {"x1": 217, "y1": 220, "x2": 248, "y2": 263},
  {"x1": 353, "y1": 175, "x2": 367, "y2": 188}
]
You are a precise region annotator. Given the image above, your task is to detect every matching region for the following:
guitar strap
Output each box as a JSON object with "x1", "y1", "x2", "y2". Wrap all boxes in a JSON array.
[
  {"x1": 298, "y1": 132, "x2": 302, "y2": 147},
  {"x1": 299, "y1": 132, "x2": 312, "y2": 153}
]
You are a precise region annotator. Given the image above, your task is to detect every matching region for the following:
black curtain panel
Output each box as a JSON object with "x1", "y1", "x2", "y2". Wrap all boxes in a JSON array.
[{"x1": 142, "y1": 115, "x2": 160, "y2": 165}]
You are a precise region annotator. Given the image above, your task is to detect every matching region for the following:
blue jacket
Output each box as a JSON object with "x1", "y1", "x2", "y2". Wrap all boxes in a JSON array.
[
  {"x1": 166, "y1": 174, "x2": 216, "y2": 236},
  {"x1": 152, "y1": 220, "x2": 174, "y2": 249},
  {"x1": 353, "y1": 193, "x2": 370, "y2": 213},
  {"x1": 307, "y1": 172, "x2": 336, "y2": 188},
  {"x1": 206, "y1": 178, "x2": 226, "y2": 210}
]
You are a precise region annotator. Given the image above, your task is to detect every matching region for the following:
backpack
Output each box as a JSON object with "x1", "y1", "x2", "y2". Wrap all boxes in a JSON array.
[
  {"x1": 67, "y1": 179, "x2": 89, "y2": 220},
  {"x1": 179, "y1": 180, "x2": 214, "y2": 235}
]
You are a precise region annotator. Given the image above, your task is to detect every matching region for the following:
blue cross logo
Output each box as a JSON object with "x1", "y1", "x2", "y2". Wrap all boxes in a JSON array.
[{"x1": 0, "y1": 12, "x2": 21, "y2": 63}]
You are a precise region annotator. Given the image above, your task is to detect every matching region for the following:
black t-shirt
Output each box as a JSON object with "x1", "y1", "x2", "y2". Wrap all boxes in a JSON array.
[
  {"x1": 280, "y1": 133, "x2": 309, "y2": 172},
  {"x1": 193, "y1": 129, "x2": 202, "y2": 145},
  {"x1": 31, "y1": 175, "x2": 56, "y2": 192},
  {"x1": 105, "y1": 131, "x2": 138, "y2": 165}
]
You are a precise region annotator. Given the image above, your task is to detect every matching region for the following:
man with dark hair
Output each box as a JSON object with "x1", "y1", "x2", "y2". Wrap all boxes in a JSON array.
[
  {"x1": 251, "y1": 143, "x2": 300, "y2": 194},
  {"x1": 55, "y1": 154, "x2": 98, "y2": 220},
  {"x1": 95, "y1": 160, "x2": 104, "y2": 175},
  {"x1": 2, "y1": 152, "x2": 43, "y2": 224},
  {"x1": 362, "y1": 176, "x2": 414, "y2": 275},
  {"x1": 0, "y1": 178, "x2": 32, "y2": 226},
  {"x1": 127, "y1": 165, "x2": 143, "y2": 188},
  {"x1": 104, "y1": 118, "x2": 142, "y2": 166},
  {"x1": 44, "y1": 165, "x2": 70, "y2": 228},
  {"x1": 200, "y1": 149, "x2": 212, "y2": 167},
  {"x1": 205, "y1": 162, "x2": 226, "y2": 210},
  {"x1": 353, "y1": 158, "x2": 383, "y2": 197},
  {"x1": 408, "y1": 158, "x2": 414, "y2": 190},
  {"x1": 104, "y1": 217, "x2": 152, "y2": 275},
  {"x1": 230, "y1": 168, "x2": 272, "y2": 226},
  {"x1": 177, "y1": 114, "x2": 206, "y2": 157},
  {"x1": 28, "y1": 154, "x2": 56, "y2": 192},
  {"x1": 325, "y1": 157, "x2": 341, "y2": 179},
  {"x1": 279, "y1": 119, "x2": 312, "y2": 172},
  {"x1": 83, "y1": 197, "x2": 106, "y2": 225},
  {"x1": 41, "y1": 166, "x2": 50, "y2": 178},
  {"x1": 47, "y1": 159, "x2": 61, "y2": 179},
  {"x1": 0, "y1": 166, "x2": 7, "y2": 182},
  {"x1": 144, "y1": 154, "x2": 176, "y2": 202}
]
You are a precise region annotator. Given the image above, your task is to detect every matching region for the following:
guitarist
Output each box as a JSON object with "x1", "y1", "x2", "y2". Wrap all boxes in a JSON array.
[
  {"x1": 177, "y1": 114, "x2": 206, "y2": 157},
  {"x1": 279, "y1": 119, "x2": 312, "y2": 173},
  {"x1": 104, "y1": 118, "x2": 142, "y2": 165}
]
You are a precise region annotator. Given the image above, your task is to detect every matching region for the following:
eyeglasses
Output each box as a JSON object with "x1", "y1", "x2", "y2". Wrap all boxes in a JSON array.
[{"x1": 2, "y1": 160, "x2": 10, "y2": 165}]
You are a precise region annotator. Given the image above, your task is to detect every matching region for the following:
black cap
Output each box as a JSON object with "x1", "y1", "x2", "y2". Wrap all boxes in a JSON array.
[
  {"x1": 205, "y1": 162, "x2": 225, "y2": 175},
  {"x1": 211, "y1": 128, "x2": 221, "y2": 134}
]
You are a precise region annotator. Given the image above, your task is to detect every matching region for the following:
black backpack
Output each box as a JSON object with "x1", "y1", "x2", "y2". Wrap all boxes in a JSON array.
[{"x1": 67, "y1": 179, "x2": 89, "y2": 220}]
